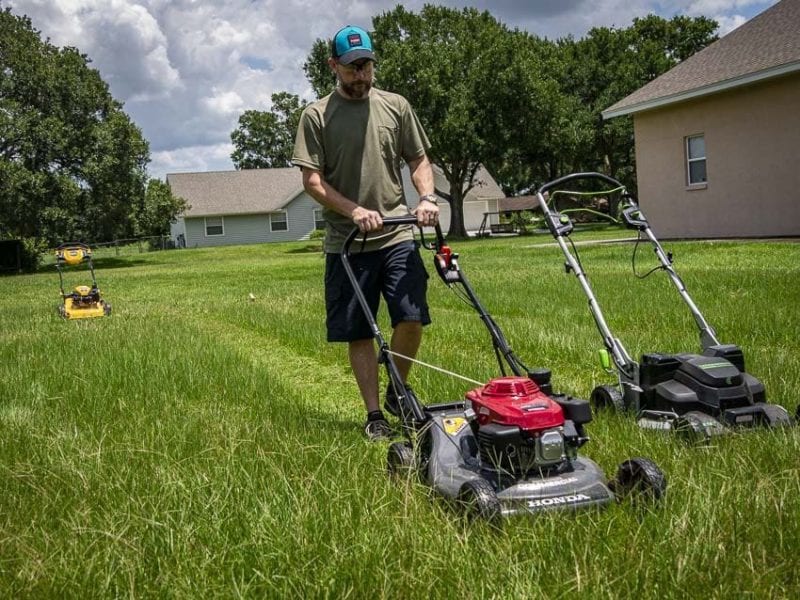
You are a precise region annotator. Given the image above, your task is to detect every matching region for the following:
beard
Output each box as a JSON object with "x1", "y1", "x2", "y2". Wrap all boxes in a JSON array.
[{"x1": 338, "y1": 77, "x2": 372, "y2": 99}]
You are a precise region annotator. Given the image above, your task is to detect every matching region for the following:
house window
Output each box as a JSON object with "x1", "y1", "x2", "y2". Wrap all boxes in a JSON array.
[
  {"x1": 270, "y1": 211, "x2": 288, "y2": 232},
  {"x1": 205, "y1": 216, "x2": 224, "y2": 236},
  {"x1": 686, "y1": 134, "x2": 707, "y2": 185},
  {"x1": 313, "y1": 208, "x2": 325, "y2": 230}
]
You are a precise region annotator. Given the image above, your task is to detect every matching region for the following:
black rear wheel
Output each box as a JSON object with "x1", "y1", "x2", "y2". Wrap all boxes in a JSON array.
[
  {"x1": 457, "y1": 479, "x2": 501, "y2": 522},
  {"x1": 591, "y1": 385, "x2": 624, "y2": 412},
  {"x1": 610, "y1": 457, "x2": 667, "y2": 504}
]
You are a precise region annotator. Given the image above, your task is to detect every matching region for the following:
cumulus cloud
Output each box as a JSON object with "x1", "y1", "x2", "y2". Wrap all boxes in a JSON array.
[{"x1": 4, "y1": 0, "x2": 779, "y2": 179}]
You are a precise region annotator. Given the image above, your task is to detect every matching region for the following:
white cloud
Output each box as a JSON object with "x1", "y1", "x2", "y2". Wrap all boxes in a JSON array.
[
  {"x1": 4, "y1": 0, "x2": 781, "y2": 181},
  {"x1": 150, "y1": 142, "x2": 235, "y2": 179},
  {"x1": 202, "y1": 89, "x2": 246, "y2": 116}
]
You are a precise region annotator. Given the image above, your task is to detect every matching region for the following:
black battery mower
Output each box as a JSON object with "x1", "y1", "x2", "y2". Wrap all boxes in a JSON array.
[
  {"x1": 534, "y1": 172, "x2": 793, "y2": 441},
  {"x1": 342, "y1": 215, "x2": 666, "y2": 520}
]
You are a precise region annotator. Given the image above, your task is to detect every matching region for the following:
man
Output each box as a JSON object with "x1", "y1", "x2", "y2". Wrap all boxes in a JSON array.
[{"x1": 292, "y1": 24, "x2": 439, "y2": 441}]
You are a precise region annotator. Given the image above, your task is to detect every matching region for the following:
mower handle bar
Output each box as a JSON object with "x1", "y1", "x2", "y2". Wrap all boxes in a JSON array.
[
  {"x1": 342, "y1": 214, "x2": 423, "y2": 256},
  {"x1": 538, "y1": 172, "x2": 625, "y2": 196}
]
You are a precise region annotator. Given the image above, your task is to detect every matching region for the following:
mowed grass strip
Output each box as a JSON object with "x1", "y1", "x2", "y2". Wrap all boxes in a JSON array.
[{"x1": 0, "y1": 235, "x2": 799, "y2": 597}]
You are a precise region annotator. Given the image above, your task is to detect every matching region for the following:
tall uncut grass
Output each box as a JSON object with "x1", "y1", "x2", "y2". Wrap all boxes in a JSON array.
[{"x1": 1, "y1": 233, "x2": 799, "y2": 597}]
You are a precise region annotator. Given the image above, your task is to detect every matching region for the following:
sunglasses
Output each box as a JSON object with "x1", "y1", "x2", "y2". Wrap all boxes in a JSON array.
[{"x1": 337, "y1": 60, "x2": 374, "y2": 74}]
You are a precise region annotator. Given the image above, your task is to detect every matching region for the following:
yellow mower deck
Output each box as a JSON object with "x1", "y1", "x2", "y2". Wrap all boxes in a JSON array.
[{"x1": 60, "y1": 296, "x2": 111, "y2": 320}]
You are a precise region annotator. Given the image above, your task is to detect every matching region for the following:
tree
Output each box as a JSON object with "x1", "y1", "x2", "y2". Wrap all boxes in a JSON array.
[
  {"x1": 372, "y1": 5, "x2": 562, "y2": 237},
  {"x1": 556, "y1": 15, "x2": 718, "y2": 189},
  {"x1": 230, "y1": 92, "x2": 308, "y2": 169},
  {"x1": 0, "y1": 7, "x2": 150, "y2": 248},
  {"x1": 303, "y1": 39, "x2": 335, "y2": 99},
  {"x1": 137, "y1": 178, "x2": 189, "y2": 238}
]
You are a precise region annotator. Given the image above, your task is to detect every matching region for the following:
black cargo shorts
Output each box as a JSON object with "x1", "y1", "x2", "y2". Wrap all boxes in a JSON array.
[{"x1": 324, "y1": 240, "x2": 431, "y2": 342}]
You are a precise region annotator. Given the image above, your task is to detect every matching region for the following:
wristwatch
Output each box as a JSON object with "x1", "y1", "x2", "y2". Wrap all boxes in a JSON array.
[{"x1": 419, "y1": 194, "x2": 439, "y2": 206}]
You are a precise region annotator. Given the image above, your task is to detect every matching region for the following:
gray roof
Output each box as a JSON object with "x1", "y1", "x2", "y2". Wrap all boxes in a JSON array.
[
  {"x1": 167, "y1": 168, "x2": 303, "y2": 217},
  {"x1": 168, "y1": 163, "x2": 505, "y2": 218},
  {"x1": 603, "y1": 0, "x2": 800, "y2": 119},
  {"x1": 450, "y1": 164, "x2": 505, "y2": 200},
  {"x1": 498, "y1": 196, "x2": 539, "y2": 212}
]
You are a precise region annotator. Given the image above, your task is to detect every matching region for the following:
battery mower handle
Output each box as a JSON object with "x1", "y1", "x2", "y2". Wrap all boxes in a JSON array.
[{"x1": 538, "y1": 172, "x2": 624, "y2": 196}]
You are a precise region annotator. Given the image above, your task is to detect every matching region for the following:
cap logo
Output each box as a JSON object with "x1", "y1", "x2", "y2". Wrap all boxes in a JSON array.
[{"x1": 347, "y1": 33, "x2": 362, "y2": 47}]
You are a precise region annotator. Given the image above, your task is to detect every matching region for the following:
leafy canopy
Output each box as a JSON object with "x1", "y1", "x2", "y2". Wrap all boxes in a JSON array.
[
  {"x1": 0, "y1": 7, "x2": 161, "y2": 248},
  {"x1": 230, "y1": 92, "x2": 308, "y2": 169}
]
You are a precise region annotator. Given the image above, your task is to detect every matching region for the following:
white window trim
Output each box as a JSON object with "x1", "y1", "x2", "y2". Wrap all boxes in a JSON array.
[
  {"x1": 313, "y1": 208, "x2": 325, "y2": 230},
  {"x1": 269, "y1": 211, "x2": 288, "y2": 232},
  {"x1": 686, "y1": 134, "x2": 707, "y2": 187},
  {"x1": 204, "y1": 216, "x2": 224, "y2": 237}
]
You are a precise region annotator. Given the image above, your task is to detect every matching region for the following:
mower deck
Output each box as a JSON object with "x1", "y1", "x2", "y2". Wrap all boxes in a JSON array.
[{"x1": 423, "y1": 407, "x2": 613, "y2": 515}]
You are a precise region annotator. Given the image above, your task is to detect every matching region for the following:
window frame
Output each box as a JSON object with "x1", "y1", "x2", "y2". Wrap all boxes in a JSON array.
[
  {"x1": 313, "y1": 208, "x2": 325, "y2": 231},
  {"x1": 204, "y1": 216, "x2": 224, "y2": 237},
  {"x1": 686, "y1": 134, "x2": 707, "y2": 186},
  {"x1": 269, "y1": 211, "x2": 288, "y2": 232}
]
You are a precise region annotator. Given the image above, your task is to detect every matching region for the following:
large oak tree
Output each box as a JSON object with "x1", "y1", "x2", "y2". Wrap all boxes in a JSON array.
[{"x1": 0, "y1": 8, "x2": 159, "y2": 251}]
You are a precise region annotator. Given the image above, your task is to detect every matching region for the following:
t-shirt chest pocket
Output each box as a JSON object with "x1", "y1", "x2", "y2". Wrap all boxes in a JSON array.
[{"x1": 378, "y1": 125, "x2": 400, "y2": 161}]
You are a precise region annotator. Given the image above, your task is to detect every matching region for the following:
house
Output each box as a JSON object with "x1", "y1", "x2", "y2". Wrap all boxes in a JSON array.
[
  {"x1": 167, "y1": 168, "x2": 315, "y2": 248},
  {"x1": 602, "y1": 0, "x2": 800, "y2": 239},
  {"x1": 168, "y1": 164, "x2": 506, "y2": 248}
]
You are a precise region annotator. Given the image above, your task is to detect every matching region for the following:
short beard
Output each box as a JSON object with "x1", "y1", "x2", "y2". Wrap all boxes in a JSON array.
[{"x1": 338, "y1": 77, "x2": 372, "y2": 99}]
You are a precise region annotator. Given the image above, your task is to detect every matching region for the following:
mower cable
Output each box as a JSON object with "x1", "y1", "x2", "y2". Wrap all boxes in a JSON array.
[
  {"x1": 632, "y1": 233, "x2": 667, "y2": 279},
  {"x1": 386, "y1": 350, "x2": 484, "y2": 386},
  {"x1": 566, "y1": 235, "x2": 586, "y2": 275},
  {"x1": 549, "y1": 185, "x2": 626, "y2": 210}
]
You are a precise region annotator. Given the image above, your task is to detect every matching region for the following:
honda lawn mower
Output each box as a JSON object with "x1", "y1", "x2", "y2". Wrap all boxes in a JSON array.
[
  {"x1": 55, "y1": 243, "x2": 112, "y2": 319},
  {"x1": 343, "y1": 215, "x2": 666, "y2": 521},
  {"x1": 534, "y1": 172, "x2": 792, "y2": 441}
]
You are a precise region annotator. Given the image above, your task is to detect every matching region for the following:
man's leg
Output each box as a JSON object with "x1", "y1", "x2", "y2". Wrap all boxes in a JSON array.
[
  {"x1": 390, "y1": 320, "x2": 422, "y2": 382},
  {"x1": 349, "y1": 338, "x2": 379, "y2": 412}
]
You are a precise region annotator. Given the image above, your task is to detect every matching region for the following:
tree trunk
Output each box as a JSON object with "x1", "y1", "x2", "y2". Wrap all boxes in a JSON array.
[{"x1": 447, "y1": 174, "x2": 468, "y2": 239}]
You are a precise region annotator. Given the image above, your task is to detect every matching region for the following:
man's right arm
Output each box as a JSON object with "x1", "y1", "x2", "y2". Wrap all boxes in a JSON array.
[{"x1": 301, "y1": 168, "x2": 383, "y2": 233}]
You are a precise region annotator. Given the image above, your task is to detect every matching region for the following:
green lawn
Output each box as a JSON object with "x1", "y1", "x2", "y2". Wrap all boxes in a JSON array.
[{"x1": 1, "y1": 233, "x2": 799, "y2": 597}]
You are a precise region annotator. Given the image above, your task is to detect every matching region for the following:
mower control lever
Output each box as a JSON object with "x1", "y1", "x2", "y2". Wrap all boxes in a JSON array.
[{"x1": 621, "y1": 203, "x2": 649, "y2": 230}]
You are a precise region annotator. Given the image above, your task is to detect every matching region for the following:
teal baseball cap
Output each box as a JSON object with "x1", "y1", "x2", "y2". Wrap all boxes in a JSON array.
[{"x1": 332, "y1": 25, "x2": 375, "y2": 64}]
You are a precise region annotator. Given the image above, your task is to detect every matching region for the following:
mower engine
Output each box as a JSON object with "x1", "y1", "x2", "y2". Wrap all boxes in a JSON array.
[{"x1": 466, "y1": 376, "x2": 588, "y2": 476}]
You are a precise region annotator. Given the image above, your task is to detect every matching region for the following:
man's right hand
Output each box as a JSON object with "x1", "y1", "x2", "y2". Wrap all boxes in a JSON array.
[{"x1": 351, "y1": 206, "x2": 384, "y2": 233}]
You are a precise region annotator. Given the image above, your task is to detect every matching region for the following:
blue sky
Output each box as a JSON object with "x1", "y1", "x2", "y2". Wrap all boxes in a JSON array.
[{"x1": 4, "y1": 0, "x2": 779, "y2": 180}]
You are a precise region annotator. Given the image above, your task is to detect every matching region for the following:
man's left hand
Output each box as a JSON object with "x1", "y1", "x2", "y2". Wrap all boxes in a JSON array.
[{"x1": 414, "y1": 199, "x2": 439, "y2": 227}]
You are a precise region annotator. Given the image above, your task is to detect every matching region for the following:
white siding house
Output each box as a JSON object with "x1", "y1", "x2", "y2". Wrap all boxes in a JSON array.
[{"x1": 168, "y1": 164, "x2": 507, "y2": 248}]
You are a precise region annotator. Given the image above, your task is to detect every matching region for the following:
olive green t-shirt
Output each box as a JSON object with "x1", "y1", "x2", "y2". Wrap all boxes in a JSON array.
[{"x1": 292, "y1": 88, "x2": 431, "y2": 253}]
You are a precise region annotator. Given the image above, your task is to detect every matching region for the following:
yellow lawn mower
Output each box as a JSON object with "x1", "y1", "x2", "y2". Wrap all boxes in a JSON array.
[{"x1": 55, "y1": 243, "x2": 111, "y2": 319}]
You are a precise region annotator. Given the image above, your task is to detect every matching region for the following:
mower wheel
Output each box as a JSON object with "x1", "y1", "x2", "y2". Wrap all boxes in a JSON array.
[
  {"x1": 457, "y1": 479, "x2": 501, "y2": 522},
  {"x1": 591, "y1": 385, "x2": 624, "y2": 412},
  {"x1": 104, "y1": 302, "x2": 112, "y2": 316},
  {"x1": 610, "y1": 457, "x2": 666, "y2": 504},
  {"x1": 386, "y1": 442, "x2": 414, "y2": 478}
]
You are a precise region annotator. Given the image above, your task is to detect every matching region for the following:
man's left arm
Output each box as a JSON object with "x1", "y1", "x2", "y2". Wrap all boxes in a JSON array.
[{"x1": 408, "y1": 154, "x2": 439, "y2": 227}]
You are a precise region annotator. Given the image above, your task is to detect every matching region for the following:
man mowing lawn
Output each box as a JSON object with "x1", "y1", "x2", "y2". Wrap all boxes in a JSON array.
[{"x1": 292, "y1": 25, "x2": 439, "y2": 441}]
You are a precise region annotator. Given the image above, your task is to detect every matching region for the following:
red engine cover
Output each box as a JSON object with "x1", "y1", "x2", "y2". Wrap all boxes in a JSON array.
[{"x1": 466, "y1": 376, "x2": 564, "y2": 432}]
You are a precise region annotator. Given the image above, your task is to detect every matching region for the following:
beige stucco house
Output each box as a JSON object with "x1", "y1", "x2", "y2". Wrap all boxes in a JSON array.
[{"x1": 603, "y1": 0, "x2": 800, "y2": 239}]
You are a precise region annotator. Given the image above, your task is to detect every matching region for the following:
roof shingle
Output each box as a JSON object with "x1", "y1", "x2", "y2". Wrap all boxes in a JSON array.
[{"x1": 167, "y1": 168, "x2": 303, "y2": 217}]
